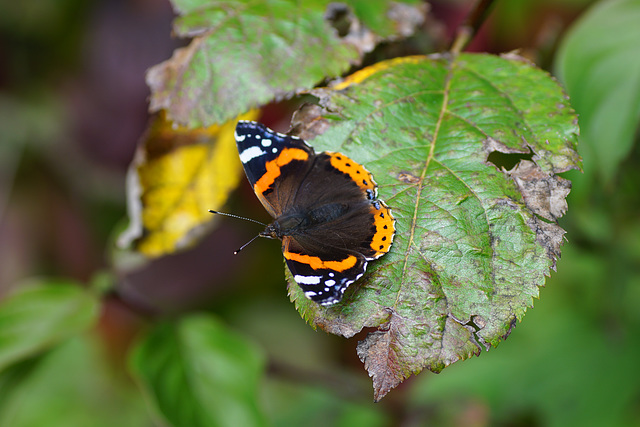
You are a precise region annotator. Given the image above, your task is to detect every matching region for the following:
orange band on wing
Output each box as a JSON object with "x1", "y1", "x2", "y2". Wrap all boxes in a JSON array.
[
  {"x1": 369, "y1": 203, "x2": 395, "y2": 257},
  {"x1": 284, "y1": 251, "x2": 358, "y2": 272},
  {"x1": 327, "y1": 152, "x2": 377, "y2": 193},
  {"x1": 254, "y1": 147, "x2": 309, "y2": 195}
]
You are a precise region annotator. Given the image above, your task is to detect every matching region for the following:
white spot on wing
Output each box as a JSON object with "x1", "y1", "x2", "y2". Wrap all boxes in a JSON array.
[
  {"x1": 234, "y1": 132, "x2": 246, "y2": 142},
  {"x1": 294, "y1": 275, "x2": 322, "y2": 285},
  {"x1": 239, "y1": 146, "x2": 266, "y2": 163},
  {"x1": 325, "y1": 280, "x2": 336, "y2": 286},
  {"x1": 261, "y1": 139, "x2": 272, "y2": 147}
]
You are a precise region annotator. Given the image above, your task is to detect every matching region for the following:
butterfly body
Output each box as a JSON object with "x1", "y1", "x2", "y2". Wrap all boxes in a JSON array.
[{"x1": 235, "y1": 121, "x2": 395, "y2": 306}]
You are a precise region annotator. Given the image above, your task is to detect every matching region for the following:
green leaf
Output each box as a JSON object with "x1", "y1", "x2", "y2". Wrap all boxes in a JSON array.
[
  {"x1": 0, "y1": 336, "x2": 150, "y2": 427},
  {"x1": 147, "y1": 0, "x2": 426, "y2": 127},
  {"x1": 555, "y1": 0, "x2": 640, "y2": 184},
  {"x1": 0, "y1": 279, "x2": 100, "y2": 373},
  {"x1": 287, "y1": 53, "x2": 580, "y2": 400},
  {"x1": 411, "y1": 244, "x2": 640, "y2": 426},
  {"x1": 263, "y1": 378, "x2": 391, "y2": 427},
  {"x1": 130, "y1": 313, "x2": 266, "y2": 427}
]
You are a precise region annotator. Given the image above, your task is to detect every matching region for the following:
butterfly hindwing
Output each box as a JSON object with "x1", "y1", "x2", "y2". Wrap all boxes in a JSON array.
[
  {"x1": 288, "y1": 152, "x2": 396, "y2": 261},
  {"x1": 283, "y1": 236, "x2": 368, "y2": 305}
]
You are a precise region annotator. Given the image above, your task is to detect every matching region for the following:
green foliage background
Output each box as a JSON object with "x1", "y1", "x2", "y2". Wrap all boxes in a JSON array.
[{"x1": 1, "y1": 0, "x2": 639, "y2": 426}]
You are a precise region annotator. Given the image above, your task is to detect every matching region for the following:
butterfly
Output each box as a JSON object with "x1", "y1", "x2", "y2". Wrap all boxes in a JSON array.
[{"x1": 231, "y1": 121, "x2": 395, "y2": 306}]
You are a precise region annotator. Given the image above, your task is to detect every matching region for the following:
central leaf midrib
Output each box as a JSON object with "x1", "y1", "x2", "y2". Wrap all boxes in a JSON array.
[{"x1": 396, "y1": 56, "x2": 456, "y2": 308}]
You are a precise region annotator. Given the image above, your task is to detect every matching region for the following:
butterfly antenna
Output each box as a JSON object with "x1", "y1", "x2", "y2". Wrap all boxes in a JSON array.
[
  {"x1": 233, "y1": 234, "x2": 262, "y2": 255},
  {"x1": 208, "y1": 210, "x2": 266, "y2": 226},
  {"x1": 209, "y1": 210, "x2": 267, "y2": 255}
]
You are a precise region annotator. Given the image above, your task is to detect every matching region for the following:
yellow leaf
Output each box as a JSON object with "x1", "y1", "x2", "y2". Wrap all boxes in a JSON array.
[
  {"x1": 119, "y1": 110, "x2": 259, "y2": 257},
  {"x1": 331, "y1": 56, "x2": 424, "y2": 90}
]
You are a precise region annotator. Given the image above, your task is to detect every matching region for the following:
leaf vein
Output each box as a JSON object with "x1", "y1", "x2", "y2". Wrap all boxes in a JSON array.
[{"x1": 396, "y1": 58, "x2": 454, "y2": 309}]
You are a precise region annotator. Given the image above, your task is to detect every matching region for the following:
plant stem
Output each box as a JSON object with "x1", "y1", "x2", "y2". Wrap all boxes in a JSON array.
[{"x1": 450, "y1": 0, "x2": 497, "y2": 54}]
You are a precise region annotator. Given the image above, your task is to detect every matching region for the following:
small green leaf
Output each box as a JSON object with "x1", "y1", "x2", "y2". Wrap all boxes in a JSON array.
[
  {"x1": 147, "y1": 0, "x2": 426, "y2": 126},
  {"x1": 130, "y1": 314, "x2": 266, "y2": 427},
  {"x1": 0, "y1": 336, "x2": 150, "y2": 427},
  {"x1": 0, "y1": 280, "x2": 100, "y2": 373},
  {"x1": 556, "y1": 0, "x2": 640, "y2": 184},
  {"x1": 287, "y1": 53, "x2": 580, "y2": 400}
]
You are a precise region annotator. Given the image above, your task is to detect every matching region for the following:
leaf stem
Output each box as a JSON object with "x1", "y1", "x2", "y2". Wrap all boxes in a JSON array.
[{"x1": 450, "y1": 0, "x2": 497, "y2": 54}]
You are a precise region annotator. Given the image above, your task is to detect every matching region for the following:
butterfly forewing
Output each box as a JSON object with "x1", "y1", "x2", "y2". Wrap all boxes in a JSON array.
[{"x1": 235, "y1": 121, "x2": 314, "y2": 217}]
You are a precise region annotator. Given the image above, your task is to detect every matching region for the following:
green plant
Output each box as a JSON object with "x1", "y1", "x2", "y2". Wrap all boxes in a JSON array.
[{"x1": 2, "y1": 0, "x2": 639, "y2": 426}]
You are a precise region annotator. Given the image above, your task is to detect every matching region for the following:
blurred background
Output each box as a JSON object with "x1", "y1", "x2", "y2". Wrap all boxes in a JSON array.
[{"x1": 1, "y1": 0, "x2": 639, "y2": 425}]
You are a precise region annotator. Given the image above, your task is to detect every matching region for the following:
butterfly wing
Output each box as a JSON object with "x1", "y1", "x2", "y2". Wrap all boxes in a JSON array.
[
  {"x1": 235, "y1": 121, "x2": 396, "y2": 306},
  {"x1": 282, "y1": 152, "x2": 395, "y2": 305},
  {"x1": 289, "y1": 152, "x2": 396, "y2": 261},
  {"x1": 235, "y1": 120, "x2": 315, "y2": 218},
  {"x1": 283, "y1": 236, "x2": 368, "y2": 306}
]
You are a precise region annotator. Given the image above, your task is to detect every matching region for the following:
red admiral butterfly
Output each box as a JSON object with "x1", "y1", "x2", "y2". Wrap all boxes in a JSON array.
[{"x1": 233, "y1": 121, "x2": 395, "y2": 306}]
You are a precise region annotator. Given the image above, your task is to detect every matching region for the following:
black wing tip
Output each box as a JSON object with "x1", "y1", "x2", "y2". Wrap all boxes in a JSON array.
[
  {"x1": 236, "y1": 120, "x2": 262, "y2": 131},
  {"x1": 235, "y1": 120, "x2": 301, "y2": 144}
]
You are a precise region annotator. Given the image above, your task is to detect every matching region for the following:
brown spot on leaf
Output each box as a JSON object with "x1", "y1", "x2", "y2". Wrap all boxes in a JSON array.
[
  {"x1": 147, "y1": 43, "x2": 202, "y2": 125},
  {"x1": 398, "y1": 171, "x2": 420, "y2": 184},
  {"x1": 388, "y1": 2, "x2": 430, "y2": 37},
  {"x1": 289, "y1": 104, "x2": 330, "y2": 141},
  {"x1": 511, "y1": 160, "x2": 571, "y2": 221},
  {"x1": 526, "y1": 216, "x2": 565, "y2": 271},
  {"x1": 357, "y1": 315, "x2": 405, "y2": 402},
  {"x1": 324, "y1": 3, "x2": 351, "y2": 37},
  {"x1": 323, "y1": 3, "x2": 427, "y2": 58}
]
